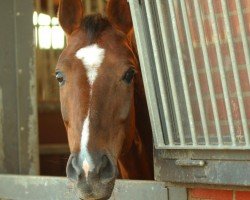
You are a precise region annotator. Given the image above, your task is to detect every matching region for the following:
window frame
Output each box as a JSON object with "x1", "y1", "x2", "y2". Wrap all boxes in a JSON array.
[{"x1": 128, "y1": 0, "x2": 250, "y2": 187}]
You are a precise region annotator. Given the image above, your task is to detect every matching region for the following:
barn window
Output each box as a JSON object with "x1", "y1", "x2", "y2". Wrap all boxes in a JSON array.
[
  {"x1": 129, "y1": 0, "x2": 250, "y2": 186},
  {"x1": 33, "y1": 12, "x2": 65, "y2": 49}
]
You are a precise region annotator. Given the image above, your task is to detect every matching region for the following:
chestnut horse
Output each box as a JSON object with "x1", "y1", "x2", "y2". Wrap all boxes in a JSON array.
[{"x1": 56, "y1": 0, "x2": 153, "y2": 199}]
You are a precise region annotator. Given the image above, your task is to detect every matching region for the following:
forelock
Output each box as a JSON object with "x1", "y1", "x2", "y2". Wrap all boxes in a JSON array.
[{"x1": 81, "y1": 14, "x2": 112, "y2": 44}]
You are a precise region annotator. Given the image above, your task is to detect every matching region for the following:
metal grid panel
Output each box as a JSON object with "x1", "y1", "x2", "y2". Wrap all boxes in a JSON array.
[{"x1": 130, "y1": 0, "x2": 250, "y2": 149}]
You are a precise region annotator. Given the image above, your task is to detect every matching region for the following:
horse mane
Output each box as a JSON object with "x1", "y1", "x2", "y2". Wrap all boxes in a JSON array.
[
  {"x1": 133, "y1": 54, "x2": 154, "y2": 179},
  {"x1": 81, "y1": 14, "x2": 111, "y2": 43}
]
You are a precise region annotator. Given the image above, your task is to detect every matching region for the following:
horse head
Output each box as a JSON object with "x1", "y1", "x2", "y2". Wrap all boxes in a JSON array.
[{"x1": 57, "y1": 0, "x2": 152, "y2": 199}]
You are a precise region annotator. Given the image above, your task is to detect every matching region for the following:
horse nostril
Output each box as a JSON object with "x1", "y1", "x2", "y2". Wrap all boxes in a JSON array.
[
  {"x1": 99, "y1": 155, "x2": 115, "y2": 182},
  {"x1": 101, "y1": 155, "x2": 108, "y2": 168},
  {"x1": 66, "y1": 153, "x2": 82, "y2": 181}
]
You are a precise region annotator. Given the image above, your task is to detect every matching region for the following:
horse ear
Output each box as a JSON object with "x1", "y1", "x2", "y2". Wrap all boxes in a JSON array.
[
  {"x1": 106, "y1": 0, "x2": 133, "y2": 34},
  {"x1": 58, "y1": 0, "x2": 84, "y2": 35}
]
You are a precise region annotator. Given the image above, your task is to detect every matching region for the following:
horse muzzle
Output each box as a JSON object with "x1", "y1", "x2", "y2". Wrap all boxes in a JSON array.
[{"x1": 66, "y1": 152, "x2": 117, "y2": 199}]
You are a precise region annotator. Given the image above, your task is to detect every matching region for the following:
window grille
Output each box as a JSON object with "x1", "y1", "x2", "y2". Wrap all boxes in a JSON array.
[
  {"x1": 130, "y1": 0, "x2": 250, "y2": 149},
  {"x1": 129, "y1": 0, "x2": 250, "y2": 186},
  {"x1": 33, "y1": 12, "x2": 65, "y2": 49}
]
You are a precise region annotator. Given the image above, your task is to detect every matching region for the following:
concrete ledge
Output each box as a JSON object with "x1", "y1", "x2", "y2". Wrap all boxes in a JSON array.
[{"x1": 0, "y1": 175, "x2": 167, "y2": 200}]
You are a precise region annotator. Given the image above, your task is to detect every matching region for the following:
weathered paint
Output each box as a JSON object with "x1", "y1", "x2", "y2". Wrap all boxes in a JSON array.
[
  {"x1": 28, "y1": 58, "x2": 39, "y2": 175},
  {"x1": 0, "y1": 87, "x2": 5, "y2": 173},
  {"x1": 14, "y1": 0, "x2": 39, "y2": 175},
  {"x1": 0, "y1": 0, "x2": 39, "y2": 174},
  {"x1": 0, "y1": 175, "x2": 168, "y2": 200}
]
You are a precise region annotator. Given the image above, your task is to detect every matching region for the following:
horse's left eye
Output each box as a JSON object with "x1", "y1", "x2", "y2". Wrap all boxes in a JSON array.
[
  {"x1": 122, "y1": 67, "x2": 136, "y2": 84},
  {"x1": 55, "y1": 71, "x2": 65, "y2": 86}
]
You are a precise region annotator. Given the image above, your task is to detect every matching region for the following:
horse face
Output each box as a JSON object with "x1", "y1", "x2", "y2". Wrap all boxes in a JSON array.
[{"x1": 57, "y1": 0, "x2": 136, "y2": 199}]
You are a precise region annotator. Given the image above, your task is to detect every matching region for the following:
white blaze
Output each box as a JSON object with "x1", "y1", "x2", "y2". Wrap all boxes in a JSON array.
[
  {"x1": 80, "y1": 113, "x2": 93, "y2": 178},
  {"x1": 76, "y1": 44, "x2": 105, "y2": 177},
  {"x1": 76, "y1": 44, "x2": 105, "y2": 85}
]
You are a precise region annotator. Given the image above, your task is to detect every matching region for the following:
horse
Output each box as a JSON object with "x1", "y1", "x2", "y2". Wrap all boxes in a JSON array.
[{"x1": 56, "y1": 0, "x2": 153, "y2": 199}]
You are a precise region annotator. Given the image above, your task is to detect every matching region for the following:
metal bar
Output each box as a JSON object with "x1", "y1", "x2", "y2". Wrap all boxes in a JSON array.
[
  {"x1": 208, "y1": 0, "x2": 236, "y2": 146},
  {"x1": 236, "y1": 0, "x2": 250, "y2": 94},
  {"x1": 221, "y1": 0, "x2": 249, "y2": 145},
  {"x1": 128, "y1": 0, "x2": 166, "y2": 147},
  {"x1": 168, "y1": 0, "x2": 197, "y2": 145},
  {"x1": 155, "y1": 0, "x2": 188, "y2": 146},
  {"x1": 0, "y1": 175, "x2": 168, "y2": 200},
  {"x1": 179, "y1": 0, "x2": 210, "y2": 145},
  {"x1": 175, "y1": 159, "x2": 205, "y2": 167},
  {"x1": 156, "y1": 144, "x2": 250, "y2": 150},
  {"x1": 145, "y1": 0, "x2": 175, "y2": 146},
  {"x1": 157, "y1": 148, "x2": 250, "y2": 160},
  {"x1": 194, "y1": 0, "x2": 223, "y2": 146},
  {"x1": 155, "y1": 153, "x2": 250, "y2": 186},
  {"x1": 144, "y1": 0, "x2": 175, "y2": 145}
]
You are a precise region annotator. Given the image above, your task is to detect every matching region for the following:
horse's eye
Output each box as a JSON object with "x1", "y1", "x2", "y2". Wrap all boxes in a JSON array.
[
  {"x1": 122, "y1": 67, "x2": 136, "y2": 84},
  {"x1": 55, "y1": 71, "x2": 65, "y2": 86}
]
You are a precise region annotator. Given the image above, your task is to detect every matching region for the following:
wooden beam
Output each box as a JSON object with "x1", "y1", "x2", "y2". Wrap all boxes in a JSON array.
[{"x1": 0, "y1": 0, "x2": 39, "y2": 175}]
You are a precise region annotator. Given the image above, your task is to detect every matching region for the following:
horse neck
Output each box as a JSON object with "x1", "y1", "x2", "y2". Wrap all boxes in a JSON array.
[{"x1": 118, "y1": 68, "x2": 154, "y2": 180}]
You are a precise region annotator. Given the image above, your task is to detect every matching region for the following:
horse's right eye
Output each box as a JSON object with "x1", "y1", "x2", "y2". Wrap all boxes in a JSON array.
[{"x1": 55, "y1": 71, "x2": 65, "y2": 86}]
